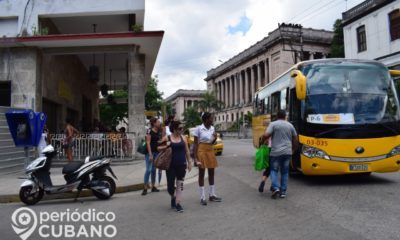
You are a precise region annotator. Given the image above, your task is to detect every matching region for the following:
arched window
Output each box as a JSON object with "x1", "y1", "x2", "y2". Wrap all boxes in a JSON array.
[{"x1": 389, "y1": 9, "x2": 400, "y2": 41}]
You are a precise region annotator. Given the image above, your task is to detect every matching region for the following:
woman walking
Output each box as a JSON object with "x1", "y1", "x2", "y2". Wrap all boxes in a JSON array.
[
  {"x1": 193, "y1": 112, "x2": 222, "y2": 205},
  {"x1": 158, "y1": 121, "x2": 192, "y2": 212},
  {"x1": 142, "y1": 117, "x2": 161, "y2": 196}
]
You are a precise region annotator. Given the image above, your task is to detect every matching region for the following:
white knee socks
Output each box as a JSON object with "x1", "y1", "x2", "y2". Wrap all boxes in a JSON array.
[
  {"x1": 199, "y1": 186, "x2": 205, "y2": 200},
  {"x1": 209, "y1": 185, "x2": 216, "y2": 197}
]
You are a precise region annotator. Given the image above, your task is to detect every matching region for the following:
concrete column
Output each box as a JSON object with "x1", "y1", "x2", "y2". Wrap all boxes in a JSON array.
[
  {"x1": 244, "y1": 69, "x2": 249, "y2": 104},
  {"x1": 225, "y1": 79, "x2": 229, "y2": 107},
  {"x1": 239, "y1": 72, "x2": 244, "y2": 104},
  {"x1": 250, "y1": 67, "x2": 255, "y2": 102},
  {"x1": 309, "y1": 52, "x2": 315, "y2": 60},
  {"x1": 234, "y1": 73, "x2": 240, "y2": 105},
  {"x1": 229, "y1": 76, "x2": 235, "y2": 107},
  {"x1": 265, "y1": 58, "x2": 270, "y2": 84},
  {"x1": 257, "y1": 63, "x2": 262, "y2": 89},
  {"x1": 128, "y1": 53, "x2": 146, "y2": 154}
]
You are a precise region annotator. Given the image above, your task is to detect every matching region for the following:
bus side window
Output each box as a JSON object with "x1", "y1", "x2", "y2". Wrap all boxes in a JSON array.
[
  {"x1": 264, "y1": 97, "x2": 270, "y2": 114},
  {"x1": 271, "y1": 92, "x2": 280, "y2": 119},
  {"x1": 289, "y1": 88, "x2": 300, "y2": 128},
  {"x1": 280, "y1": 88, "x2": 287, "y2": 112}
]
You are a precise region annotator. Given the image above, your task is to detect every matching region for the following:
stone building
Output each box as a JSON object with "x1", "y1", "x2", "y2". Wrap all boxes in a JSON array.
[
  {"x1": 204, "y1": 26, "x2": 333, "y2": 130},
  {"x1": 342, "y1": 0, "x2": 400, "y2": 70},
  {"x1": 0, "y1": 0, "x2": 164, "y2": 145},
  {"x1": 164, "y1": 89, "x2": 206, "y2": 120}
]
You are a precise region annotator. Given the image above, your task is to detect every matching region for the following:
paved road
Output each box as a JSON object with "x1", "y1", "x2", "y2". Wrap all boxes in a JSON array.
[{"x1": 1, "y1": 139, "x2": 399, "y2": 240}]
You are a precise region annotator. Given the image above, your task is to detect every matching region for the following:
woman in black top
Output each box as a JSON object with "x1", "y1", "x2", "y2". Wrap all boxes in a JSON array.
[
  {"x1": 142, "y1": 118, "x2": 161, "y2": 195},
  {"x1": 158, "y1": 121, "x2": 192, "y2": 212}
]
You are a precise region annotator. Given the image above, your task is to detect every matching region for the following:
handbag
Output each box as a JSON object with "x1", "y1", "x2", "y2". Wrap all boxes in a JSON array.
[
  {"x1": 154, "y1": 136, "x2": 172, "y2": 170},
  {"x1": 255, "y1": 145, "x2": 269, "y2": 171},
  {"x1": 137, "y1": 139, "x2": 148, "y2": 155}
]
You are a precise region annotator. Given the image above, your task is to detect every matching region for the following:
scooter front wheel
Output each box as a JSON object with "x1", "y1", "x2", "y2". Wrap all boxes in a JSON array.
[
  {"x1": 19, "y1": 186, "x2": 44, "y2": 205},
  {"x1": 92, "y1": 176, "x2": 116, "y2": 200}
]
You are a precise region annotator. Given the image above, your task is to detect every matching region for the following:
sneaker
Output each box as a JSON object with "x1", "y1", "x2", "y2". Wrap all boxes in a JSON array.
[
  {"x1": 271, "y1": 189, "x2": 280, "y2": 199},
  {"x1": 279, "y1": 192, "x2": 287, "y2": 198},
  {"x1": 151, "y1": 187, "x2": 160, "y2": 192},
  {"x1": 141, "y1": 189, "x2": 147, "y2": 196},
  {"x1": 258, "y1": 181, "x2": 265, "y2": 193},
  {"x1": 176, "y1": 204, "x2": 184, "y2": 213},
  {"x1": 171, "y1": 197, "x2": 176, "y2": 209},
  {"x1": 209, "y1": 195, "x2": 222, "y2": 202},
  {"x1": 200, "y1": 199, "x2": 208, "y2": 206}
]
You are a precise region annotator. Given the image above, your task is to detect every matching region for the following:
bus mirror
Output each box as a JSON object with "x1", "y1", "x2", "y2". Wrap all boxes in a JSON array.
[
  {"x1": 389, "y1": 70, "x2": 400, "y2": 77},
  {"x1": 291, "y1": 70, "x2": 307, "y2": 100}
]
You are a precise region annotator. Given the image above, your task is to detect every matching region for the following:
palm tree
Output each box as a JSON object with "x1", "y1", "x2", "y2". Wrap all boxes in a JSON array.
[{"x1": 197, "y1": 91, "x2": 224, "y2": 112}]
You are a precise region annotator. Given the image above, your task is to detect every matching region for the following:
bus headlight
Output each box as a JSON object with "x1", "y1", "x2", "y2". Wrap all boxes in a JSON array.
[
  {"x1": 302, "y1": 145, "x2": 330, "y2": 160},
  {"x1": 387, "y1": 145, "x2": 400, "y2": 157}
]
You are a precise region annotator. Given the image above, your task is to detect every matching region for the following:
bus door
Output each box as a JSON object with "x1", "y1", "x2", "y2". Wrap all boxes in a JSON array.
[{"x1": 289, "y1": 87, "x2": 301, "y2": 170}]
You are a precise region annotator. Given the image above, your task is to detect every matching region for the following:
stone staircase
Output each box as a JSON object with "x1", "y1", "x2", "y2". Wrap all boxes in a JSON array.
[{"x1": 0, "y1": 107, "x2": 35, "y2": 175}]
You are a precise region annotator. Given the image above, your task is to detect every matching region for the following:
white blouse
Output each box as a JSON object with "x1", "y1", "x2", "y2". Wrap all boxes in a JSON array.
[{"x1": 193, "y1": 124, "x2": 215, "y2": 143}]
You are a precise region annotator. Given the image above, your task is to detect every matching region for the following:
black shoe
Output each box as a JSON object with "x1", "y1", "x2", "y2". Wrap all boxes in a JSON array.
[
  {"x1": 151, "y1": 187, "x2": 160, "y2": 192},
  {"x1": 209, "y1": 196, "x2": 222, "y2": 202},
  {"x1": 271, "y1": 189, "x2": 280, "y2": 199},
  {"x1": 141, "y1": 189, "x2": 147, "y2": 196},
  {"x1": 258, "y1": 181, "x2": 265, "y2": 193},
  {"x1": 171, "y1": 197, "x2": 176, "y2": 209},
  {"x1": 269, "y1": 186, "x2": 274, "y2": 192},
  {"x1": 176, "y1": 204, "x2": 184, "y2": 213},
  {"x1": 200, "y1": 199, "x2": 207, "y2": 206},
  {"x1": 279, "y1": 192, "x2": 287, "y2": 198}
]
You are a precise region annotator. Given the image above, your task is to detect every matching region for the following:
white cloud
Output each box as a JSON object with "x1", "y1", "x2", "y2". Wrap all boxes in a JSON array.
[{"x1": 145, "y1": 0, "x2": 365, "y2": 98}]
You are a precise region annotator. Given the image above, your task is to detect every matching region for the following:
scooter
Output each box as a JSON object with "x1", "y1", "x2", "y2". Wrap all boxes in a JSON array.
[{"x1": 19, "y1": 145, "x2": 117, "y2": 205}]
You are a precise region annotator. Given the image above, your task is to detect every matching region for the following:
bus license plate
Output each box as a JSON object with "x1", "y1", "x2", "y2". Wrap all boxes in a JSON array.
[{"x1": 349, "y1": 164, "x2": 368, "y2": 171}]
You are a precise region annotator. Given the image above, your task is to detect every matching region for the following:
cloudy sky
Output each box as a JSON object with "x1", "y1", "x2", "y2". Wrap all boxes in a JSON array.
[{"x1": 145, "y1": 0, "x2": 365, "y2": 99}]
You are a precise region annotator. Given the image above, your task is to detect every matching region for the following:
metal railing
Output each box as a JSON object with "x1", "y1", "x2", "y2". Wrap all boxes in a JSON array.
[{"x1": 49, "y1": 132, "x2": 136, "y2": 161}]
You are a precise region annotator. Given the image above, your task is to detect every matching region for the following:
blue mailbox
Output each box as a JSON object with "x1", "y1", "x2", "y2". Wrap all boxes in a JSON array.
[{"x1": 5, "y1": 109, "x2": 47, "y2": 147}]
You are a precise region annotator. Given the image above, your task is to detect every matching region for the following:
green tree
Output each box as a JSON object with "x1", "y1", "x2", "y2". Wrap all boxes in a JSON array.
[
  {"x1": 197, "y1": 91, "x2": 224, "y2": 112},
  {"x1": 183, "y1": 107, "x2": 202, "y2": 129},
  {"x1": 145, "y1": 76, "x2": 164, "y2": 111},
  {"x1": 99, "y1": 90, "x2": 128, "y2": 128},
  {"x1": 330, "y1": 19, "x2": 345, "y2": 58}
]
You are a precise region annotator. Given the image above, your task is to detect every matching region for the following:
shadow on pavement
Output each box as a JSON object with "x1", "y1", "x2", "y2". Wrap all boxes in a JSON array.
[{"x1": 289, "y1": 173, "x2": 397, "y2": 186}]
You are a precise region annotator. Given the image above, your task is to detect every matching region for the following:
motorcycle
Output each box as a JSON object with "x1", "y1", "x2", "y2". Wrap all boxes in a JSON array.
[{"x1": 19, "y1": 145, "x2": 117, "y2": 205}]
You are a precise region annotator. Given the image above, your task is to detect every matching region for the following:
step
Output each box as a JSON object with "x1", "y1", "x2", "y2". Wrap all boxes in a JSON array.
[
  {"x1": 0, "y1": 126, "x2": 10, "y2": 134},
  {"x1": 0, "y1": 156, "x2": 27, "y2": 164},
  {"x1": 0, "y1": 162, "x2": 25, "y2": 175},
  {"x1": 0, "y1": 150, "x2": 27, "y2": 159}
]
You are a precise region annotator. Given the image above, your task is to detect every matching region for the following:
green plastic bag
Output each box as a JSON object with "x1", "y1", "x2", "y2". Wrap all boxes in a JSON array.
[
  {"x1": 137, "y1": 139, "x2": 148, "y2": 155},
  {"x1": 255, "y1": 145, "x2": 270, "y2": 171}
]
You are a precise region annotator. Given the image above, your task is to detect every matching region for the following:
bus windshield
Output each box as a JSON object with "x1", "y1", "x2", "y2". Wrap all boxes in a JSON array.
[{"x1": 302, "y1": 63, "x2": 400, "y2": 125}]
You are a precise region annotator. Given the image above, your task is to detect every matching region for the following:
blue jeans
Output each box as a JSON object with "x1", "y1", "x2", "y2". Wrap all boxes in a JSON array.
[
  {"x1": 270, "y1": 155, "x2": 291, "y2": 193},
  {"x1": 144, "y1": 152, "x2": 158, "y2": 185}
]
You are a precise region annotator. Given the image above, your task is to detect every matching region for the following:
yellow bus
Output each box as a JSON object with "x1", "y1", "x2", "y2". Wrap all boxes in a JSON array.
[{"x1": 252, "y1": 59, "x2": 400, "y2": 175}]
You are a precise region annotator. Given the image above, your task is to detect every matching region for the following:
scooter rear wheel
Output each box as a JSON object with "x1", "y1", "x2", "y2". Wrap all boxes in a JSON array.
[
  {"x1": 19, "y1": 186, "x2": 44, "y2": 205},
  {"x1": 92, "y1": 176, "x2": 116, "y2": 200}
]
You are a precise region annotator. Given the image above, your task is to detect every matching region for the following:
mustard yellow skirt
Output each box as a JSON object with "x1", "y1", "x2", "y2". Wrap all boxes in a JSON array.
[{"x1": 197, "y1": 143, "x2": 218, "y2": 169}]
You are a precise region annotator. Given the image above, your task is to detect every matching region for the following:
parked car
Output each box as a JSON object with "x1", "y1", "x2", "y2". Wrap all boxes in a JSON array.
[{"x1": 185, "y1": 128, "x2": 223, "y2": 155}]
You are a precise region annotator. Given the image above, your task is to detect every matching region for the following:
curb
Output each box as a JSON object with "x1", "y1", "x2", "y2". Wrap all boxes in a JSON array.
[
  {"x1": 0, "y1": 172, "x2": 199, "y2": 204},
  {"x1": 0, "y1": 183, "x2": 145, "y2": 204}
]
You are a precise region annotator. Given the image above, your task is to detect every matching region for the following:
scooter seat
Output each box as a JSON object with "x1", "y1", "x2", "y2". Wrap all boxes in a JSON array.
[{"x1": 62, "y1": 162, "x2": 84, "y2": 174}]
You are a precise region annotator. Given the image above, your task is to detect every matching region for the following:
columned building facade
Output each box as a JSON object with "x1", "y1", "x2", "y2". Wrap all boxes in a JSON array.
[
  {"x1": 164, "y1": 89, "x2": 206, "y2": 121},
  {"x1": 205, "y1": 27, "x2": 333, "y2": 130}
]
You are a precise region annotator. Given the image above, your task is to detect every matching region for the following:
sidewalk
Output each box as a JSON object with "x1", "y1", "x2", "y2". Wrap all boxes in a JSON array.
[{"x1": 0, "y1": 160, "x2": 198, "y2": 204}]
